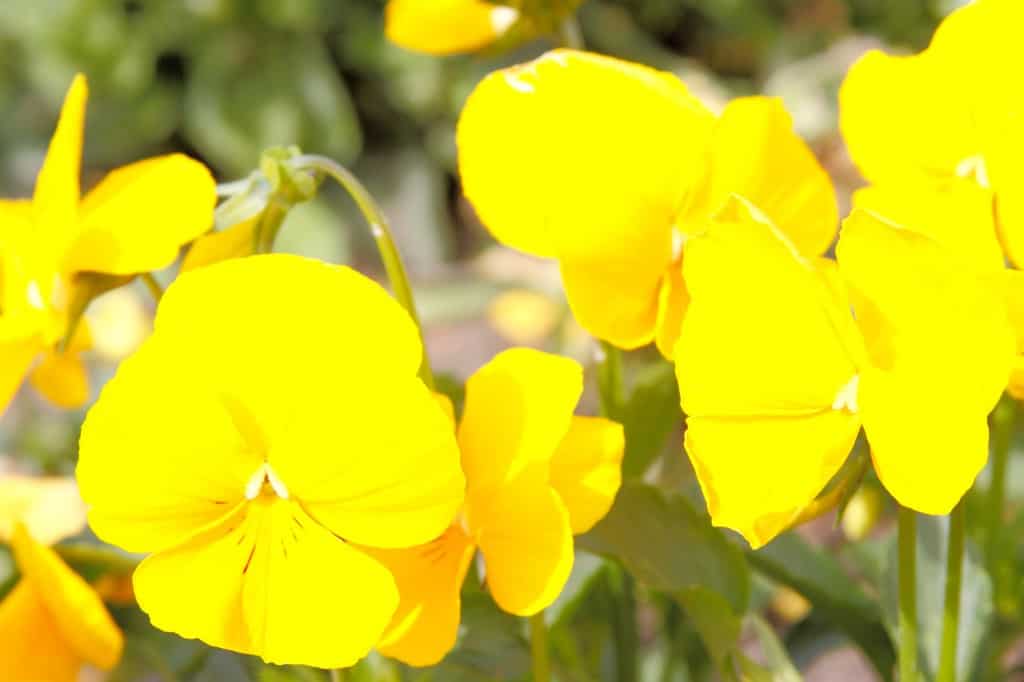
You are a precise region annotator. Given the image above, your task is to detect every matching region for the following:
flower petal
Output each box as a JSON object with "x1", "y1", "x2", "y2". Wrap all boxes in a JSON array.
[
  {"x1": 457, "y1": 49, "x2": 713, "y2": 346},
  {"x1": 29, "y1": 348, "x2": 89, "y2": 408},
  {"x1": 0, "y1": 328, "x2": 39, "y2": 416},
  {"x1": 549, "y1": 416, "x2": 624, "y2": 534},
  {"x1": 366, "y1": 525, "x2": 476, "y2": 667},
  {"x1": 0, "y1": 582, "x2": 81, "y2": 682},
  {"x1": 685, "y1": 412, "x2": 860, "y2": 548},
  {"x1": 458, "y1": 348, "x2": 581, "y2": 509},
  {"x1": 654, "y1": 260, "x2": 688, "y2": 359},
  {"x1": 385, "y1": 0, "x2": 516, "y2": 55},
  {"x1": 697, "y1": 96, "x2": 838, "y2": 256},
  {"x1": 1006, "y1": 269, "x2": 1024, "y2": 399},
  {"x1": 11, "y1": 524, "x2": 123, "y2": 670},
  {"x1": 181, "y1": 215, "x2": 258, "y2": 272},
  {"x1": 33, "y1": 75, "x2": 86, "y2": 239},
  {"x1": 0, "y1": 476, "x2": 86, "y2": 545},
  {"x1": 65, "y1": 154, "x2": 216, "y2": 276}
]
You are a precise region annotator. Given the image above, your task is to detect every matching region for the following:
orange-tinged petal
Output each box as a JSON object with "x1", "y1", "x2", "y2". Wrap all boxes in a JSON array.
[
  {"x1": 696, "y1": 96, "x2": 838, "y2": 256},
  {"x1": 11, "y1": 524, "x2": 123, "y2": 671},
  {"x1": 654, "y1": 260, "x2": 688, "y2": 359},
  {"x1": 65, "y1": 154, "x2": 216, "y2": 276},
  {"x1": 181, "y1": 215, "x2": 258, "y2": 272},
  {"x1": 458, "y1": 348, "x2": 581, "y2": 510},
  {"x1": 476, "y1": 463, "x2": 573, "y2": 616},
  {"x1": 549, "y1": 416, "x2": 624, "y2": 534},
  {"x1": 368, "y1": 525, "x2": 476, "y2": 667},
  {"x1": 0, "y1": 476, "x2": 86, "y2": 545},
  {"x1": 457, "y1": 49, "x2": 714, "y2": 347},
  {"x1": 0, "y1": 582, "x2": 81, "y2": 682},
  {"x1": 29, "y1": 348, "x2": 89, "y2": 408},
  {"x1": 385, "y1": 0, "x2": 517, "y2": 56},
  {"x1": 33, "y1": 74, "x2": 86, "y2": 240}
]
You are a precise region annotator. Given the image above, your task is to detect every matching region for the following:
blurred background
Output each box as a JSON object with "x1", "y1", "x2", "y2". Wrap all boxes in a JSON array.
[{"x1": 0, "y1": 1, "x2": 984, "y2": 680}]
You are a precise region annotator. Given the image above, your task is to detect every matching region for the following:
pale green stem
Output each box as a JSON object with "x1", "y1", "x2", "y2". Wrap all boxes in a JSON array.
[
  {"x1": 898, "y1": 507, "x2": 918, "y2": 682},
  {"x1": 292, "y1": 155, "x2": 434, "y2": 390},
  {"x1": 597, "y1": 341, "x2": 624, "y2": 419},
  {"x1": 937, "y1": 502, "x2": 965, "y2": 682},
  {"x1": 987, "y1": 397, "x2": 1018, "y2": 553},
  {"x1": 530, "y1": 612, "x2": 551, "y2": 682},
  {"x1": 557, "y1": 16, "x2": 584, "y2": 49}
]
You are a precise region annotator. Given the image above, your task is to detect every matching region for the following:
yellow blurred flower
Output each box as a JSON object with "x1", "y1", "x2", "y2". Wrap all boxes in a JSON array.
[
  {"x1": 457, "y1": 49, "x2": 837, "y2": 357},
  {"x1": 676, "y1": 197, "x2": 1014, "y2": 548},
  {"x1": 487, "y1": 289, "x2": 562, "y2": 345},
  {"x1": 76, "y1": 255, "x2": 464, "y2": 668},
  {"x1": 85, "y1": 288, "x2": 152, "y2": 361},
  {"x1": 385, "y1": 0, "x2": 520, "y2": 55},
  {"x1": 366, "y1": 348, "x2": 624, "y2": 666},
  {"x1": 0, "y1": 475, "x2": 86, "y2": 546},
  {"x1": 0, "y1": 74, "x2": 216, "y2": 414}
]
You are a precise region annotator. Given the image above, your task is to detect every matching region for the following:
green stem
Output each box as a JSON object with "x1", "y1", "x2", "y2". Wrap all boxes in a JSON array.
[
  {"x1": 597, "y1": 341, "x2": 624, "y2": 419},
  {"x1": 253, "y1": 196, "x2": 291, "y2": 255},
  {"x1": 292, "y1": 154, "x2": 434, "y2": 390},
  {"x1": 898, "y1": 506, "x2": 918, "y2": 682},
  {"x1": 557, "y1": 16, "x2": 584, "y2": 49},
  {"x1": 937, "y1": 502, "x2": 965, "y2": 682},
  {"x1": 140, "y1": 273, "x2": 164, "y2": 303},
  {"x1": 55, "y1": 543, "x2": 140, "y2": 573},
  {"x1": 611, "y1": 568, "x2": 639, "y2": 682},
  {"x1": 988, "y1": 397, "x2": 1018, "y2": 553},
  {"x1": 530, "y1": 612, "x2": 551, "y2": 682}
]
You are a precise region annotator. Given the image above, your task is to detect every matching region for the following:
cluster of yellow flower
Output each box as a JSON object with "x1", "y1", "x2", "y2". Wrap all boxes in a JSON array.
[{"x1": 1, "y1": 0, "x2": 1022, "y2": 677}]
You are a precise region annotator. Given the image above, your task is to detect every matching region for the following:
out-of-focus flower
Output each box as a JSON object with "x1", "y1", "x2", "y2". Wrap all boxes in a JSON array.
[
  {"x1": 85, "y1": 288, "x2": 152, "y2": 361},
  {"x1": 0, "y1": 74, "x2": 215, "y2": 414},
  {"x1": 368, "y1": 348, "x2": 624, "y2": 666},
  {"x1": 385, "y1": 0, "x2": 520, "y2": 55},
  {"x1": 487, "y1": 289, "x2": 562, "y2": 345},
  {"x1": 0, "y1": 475, "x2": 86, "y2": 545},
  {"x1": 457, "y1": 49, "x2": 837, "y2": 358},
  {"x1": 841, "y1": 486, "x2": 884, "y2": 542},
  {"x1": 77, "y1": 255, "x2": 464, "y2": 668},
  {"x1": 676, "y1": 197, "x2": 1013, "y2": 548}
]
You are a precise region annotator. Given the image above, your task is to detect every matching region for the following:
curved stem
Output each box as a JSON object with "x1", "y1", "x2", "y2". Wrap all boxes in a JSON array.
[
  {"x1": 530, "y1": 612, "x2": 551, "y2": 682},
  {"x1": 937, "y1": 502, "x2": 965, "y2": 682},
  {"x1": 292, "y1": 154, "x2": 434, "y2": 389},
  {"x1": 597, "y1": 341, "x2": 624, "y2": 420},
  {"x1": 898, "y1": 506, "x2": 918, "y2": 682},
  {"x1": 140, "y1": 273, "x2": 164, "y2": 303}
]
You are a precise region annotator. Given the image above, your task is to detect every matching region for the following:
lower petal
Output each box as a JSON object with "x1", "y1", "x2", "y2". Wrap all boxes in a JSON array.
[
  {"x1": 0, "y1": 329, "x2": 39, "y2": 415},
  {"x1": 549, "y1": 416, "x2": 625, "y2": 535},
  {"x1": 29, "y1": 348, "x2": 89, "y2": 408},
  {"x1": 654, "y1": 260, "x2": 689, "y2": 359},
  {"x1": 561, "y1": 259, "x2": 663, "y2": 350},
  {"x1": 0, "y1": 582, "x2": 82, "y2": 682}
]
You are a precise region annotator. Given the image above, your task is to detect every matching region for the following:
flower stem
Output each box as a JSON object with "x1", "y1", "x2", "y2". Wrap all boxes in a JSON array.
[
  {"x1": 597, "y1": 341, "x2": 624, "y2": 420},
  {"x1": 987, "y1": 397, "x2": 1018, "y2": 553},
  {"x1": 530, "y1": 612, "x2": 551, "y2": 682},
  {"x1": 898, "y1": 506, "x2": 918, "y2": 682},
  {"x1": 557, "y1": 16, "x2": 584, "y2": 49},
  {"x1": 937, "y1": 501, "x2": 965, "y2": 682},
  {"x1": 292, "y1": 154, "x2": 434, "y2": 390},
  {"x1": 140, "y1": 273, "x2": 163, "y2": 303}
]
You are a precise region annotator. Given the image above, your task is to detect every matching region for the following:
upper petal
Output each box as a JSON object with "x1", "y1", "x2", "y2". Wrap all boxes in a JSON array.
[
  {"x1": 65, "y1": 154, "x2": 216, "y2": 276},
  {"x1": 385, "y1": 0, "x2": 516, "y2": 55},
  {"x1": 33, "y1": 74, "x2": 86, "y2": 240},
  {"x1": 696, "y1": 96, "x2": 838, "y2": 256},
  {"x1": 0, "y1": 476, "x2": 86, "y2": 546},
  {"x1": 549, "y1": 416, "x2": 625, "y2": 535}
]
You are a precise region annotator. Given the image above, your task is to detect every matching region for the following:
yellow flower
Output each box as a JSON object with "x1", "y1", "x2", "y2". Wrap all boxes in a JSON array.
[
  {"x1": 385, "y1": 0, "x2": 520, "y2": 55},
  {"x1": 676, "y1": 197, "x2": 1014, "y2": 548},
  {"x1": 0, "y1": 74, "x2": 216, "y2": 414},
  {"x1": 365, "y1": 348, "x2": 624, "y2": 666},
  {"x1": 76, "y1": 254, "x2": 464, "y2": 668},
  {"x1": 0, "y1": 475, "x2": 86, "y2": 546},
  {"x1": 457, "y1": 49, "x2": 837, "y2": 357},
  {"x1": 839, "y1": 0, "x2": 1024, "y2": 265},
  {"x1": 0, "y1": 524, "x2": 123, "y2": 681}
]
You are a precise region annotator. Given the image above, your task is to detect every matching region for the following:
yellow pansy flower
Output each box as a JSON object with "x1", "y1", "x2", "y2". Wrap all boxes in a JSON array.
[
  {"x1": 0, "y1": 74, "x2": 216, "y2": 414},
  {"x1": 385, "y1": 0, "x2": 520, "y2": 55},
  {"x1": 676, "y1": 197, "x2": 1014, "y2": 548},
  {"x1": 366, "y1": 348, "x2": 624, "y2": 666},
  {"x1": 76, "y1": 255, "x2": 465, "y2": 668},
  {"x1": 839, "y1": 0, "x2": 1024, "y2": 265},
  {"x1": 457, "y1": 49, "x2": 837, "y2": 357}
]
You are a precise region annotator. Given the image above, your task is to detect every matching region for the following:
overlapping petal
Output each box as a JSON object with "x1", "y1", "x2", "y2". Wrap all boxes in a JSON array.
[
  {"x1": 385, "y1": 0, "x2": 517, "y2": 55},
  {"x1": 32, "y1": 75, "x2": 85, "y2": 241},
  {"x1": 549, "y1": 416, "x2": 625, "y2": 534},
  {"x1": 0, "y1": 583, "x2": 81, "y2": 681}
]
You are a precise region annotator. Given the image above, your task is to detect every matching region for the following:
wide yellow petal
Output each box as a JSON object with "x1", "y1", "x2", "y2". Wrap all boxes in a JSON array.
[
  {"x1": 0, "y1": 582, "x2": 81, "y2": 682},
  {"x1": 29, "y1": 347, "x2": 89, "y2": 408},
  {"x1": 695, "y1": 96, "x2": 837, "y2": 256},
  {"x1": 457, "y1": 50, "x2": 714, "y2": 347},
  {"x1": 676, "y1": 197, "x2": 862, "y2": 419},
  {"x1": 11, "y1": 524, "x2": 123, "y2": 671},
  {"x1": 458, "y1": 347, "x2": 581, "y2": 511},
  {"x1": 385, "y1": 0, "x2": 517, "y2": 55},
  {"x1": 685, "y1": 412, "x2": 860, "y2": 548},
  {"x1": 181, "y1": 215, "x2": 258, "y2": 272},
  {"x1": 32, "y1": 74, "x2": 86, "y2": 241},
  {"x1": 654, "y1": 259, "x2": 689, "y2": 359},
  {"x1": 368, "y1": 525, "x2": 476, "y2": 667},
  {"x1": 838, "y1": 209, "x2": 1015, "y2": 512},
  {"x1": 65, "y1": 154, "x2": 216, "y2": 276},
  {"x1": 476, "y1": 463, "x2": 574, "y2": 616},
  {"x1": 549, "y1": 416, "x2": 624, "y2": 535},
  {"x1": 0, "y1": 476, "x2": 86, "y2": 545}
]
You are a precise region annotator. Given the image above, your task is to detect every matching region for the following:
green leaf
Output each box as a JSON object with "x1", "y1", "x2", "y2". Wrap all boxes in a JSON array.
[
  {"x1": 677, "y1": 587, "x2": 742, "y2": 668},
  {"x1": 880, "y1": 514, "x2": 993, "y2": 681},
  {"x1": 579, "y1": 481, "x2": 749, "y2": 614},
  {"x1": 744, "y1": 614, "x2": 803, "y2": 682},
  {"x1": 747, "y1": 533, "x2": 894, "y2": 680},
  {"x1": 620, "y1": 361, "x2": 681, "y2": 478}
]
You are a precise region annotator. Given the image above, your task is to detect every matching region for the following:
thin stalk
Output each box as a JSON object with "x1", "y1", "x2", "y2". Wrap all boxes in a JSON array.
[
  {"x1": 597, "y1": 341, "x2": 624, "y2": 419},
  {"x1": 253, "y1": 197, "x2": 290, "y2": 255},
  {"x1": 140, "y1": 273, "x2": 164, "y2": 303},
  {"x1": 530, "y1": 612, "x2": 551, "y2": 682},
  {"x1": 55, "y1": 543, "x2": 140, "y2": 573},
  {"x1": 610, "y1": 568, "x2": 639, "y2": 682},
  {"x1": 937, "y1": 502, "x2": 965, "y2": 682},
  {"x1": 557, "y1": 16, "x2": 584, "y2": 49},
  {"x1": 898, "y1": 507, "x2": 918, "y2": 682},
  {"x1": 292, "y1": 154, "x2": 434, "y2": 389},
  {"x1": 987, "y1": 397, "x2": 1018, "y2": 553}
]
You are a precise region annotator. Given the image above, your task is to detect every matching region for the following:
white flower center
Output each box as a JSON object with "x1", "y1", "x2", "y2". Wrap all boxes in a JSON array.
[
  {"x1": 244, "y1": 462, "x2": 289, "y2": 500},
  {"x1": 831, "y1": 375, "x2": 860, "y2": 414},
  {"x1": 956, "y1": 154, "x2": 990, "y2": 189}
]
